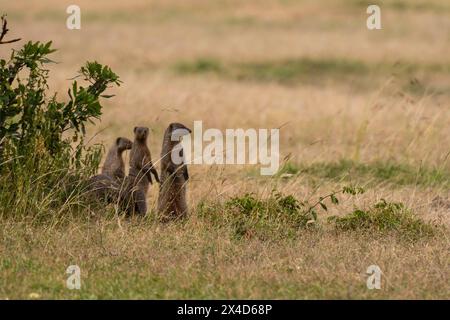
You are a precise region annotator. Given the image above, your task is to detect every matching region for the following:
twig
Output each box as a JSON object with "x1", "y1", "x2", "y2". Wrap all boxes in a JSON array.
[{"x1": 0, "y1": 15, "x2": 21, "y2": 45}]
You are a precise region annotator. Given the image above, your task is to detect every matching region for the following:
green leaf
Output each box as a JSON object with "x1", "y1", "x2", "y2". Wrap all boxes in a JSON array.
[
  {"x1": 311, "y1": 209, "x2": 318, "y2": 220},
  {"x1": 331, "y1": 194, "x2": 339, "y2": 204}
]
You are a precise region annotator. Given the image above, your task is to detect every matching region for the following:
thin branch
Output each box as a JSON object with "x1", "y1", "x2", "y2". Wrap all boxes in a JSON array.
[
  {"x1": 0, "y1": 15, "x2": 21, "y2": 45},
  {"x1": 305, "y1": 191, "x2": 339, "y2": 215}
]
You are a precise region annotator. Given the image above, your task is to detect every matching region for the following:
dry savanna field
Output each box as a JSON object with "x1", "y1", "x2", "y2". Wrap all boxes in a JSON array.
[{"x1": 0, "y1": 0, "x2": 449, "y2": 299}]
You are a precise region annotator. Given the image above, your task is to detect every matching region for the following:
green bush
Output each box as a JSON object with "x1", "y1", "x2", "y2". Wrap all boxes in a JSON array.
[
  {"x1": 0, "y1": 16, "x2": 120, "y2": 219},
  {"x1": 329, "y1": 199, "x2": 438, "y2": 240},
  {"x1": 197, "y1": 186, "x2": 365, "y2": 240},
  {"x1": 226, "y1": 192, "x2": 314, "y2": 239},
  {"x1": 197, "y1": 192, "x2": 312, "y2": 240}
]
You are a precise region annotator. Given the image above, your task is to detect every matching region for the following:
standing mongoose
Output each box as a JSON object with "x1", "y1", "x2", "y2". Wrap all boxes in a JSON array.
[
  {"x1": 87, "y1": 137, "x2": 132, "y2": 202},
  {"x1": 121, "y1": 126, "x2": 159, "y2": 215},
  {"x1": 157, "y1": 122, "x2": 191, "y2": 221},
  {"x1": 102, "y1": 137, "x2": 133, "y2": 180}
]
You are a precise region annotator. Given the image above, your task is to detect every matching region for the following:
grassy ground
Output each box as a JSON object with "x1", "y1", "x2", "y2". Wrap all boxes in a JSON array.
[{"x1": 0, "y1": 0, "x2": 449, "y2": 299}]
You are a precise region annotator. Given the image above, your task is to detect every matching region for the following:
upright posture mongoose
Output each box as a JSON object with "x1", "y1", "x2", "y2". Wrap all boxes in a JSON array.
[
  {"x1": 102, "y1": 137, "x2": 133, "y2": 180},
  {"x1": 87, "y1": 137, "x2": 132, "y2": 202},
  {"x1": 121, "y1": 126, "x2": 159, "y2": 215},
  {"x1": 157, "y1": 122, "x2": 191, "y2": 221}
]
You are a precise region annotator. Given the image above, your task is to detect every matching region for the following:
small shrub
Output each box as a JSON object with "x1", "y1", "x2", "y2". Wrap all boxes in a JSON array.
[
  {"x1": 329, "y1": 199, "x2": 438, "y2": 240},
  {"x1": 0, "y1": 16, "x2": 120, "y2": 220},
  {"x1": 197, "y1": 192, "x2": 314, "y2": 240},
  {"x1": 224, "y1": 192, "x2": 313, "y2": 240},
  {"x1": 198, "y1": 186, "x2": 363, "y2": 240}
]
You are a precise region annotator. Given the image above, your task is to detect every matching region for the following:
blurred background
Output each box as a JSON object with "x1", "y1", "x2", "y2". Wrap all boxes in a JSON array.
[{"x1": 1, "y1": 0, "x2": 449, "y2": 199}]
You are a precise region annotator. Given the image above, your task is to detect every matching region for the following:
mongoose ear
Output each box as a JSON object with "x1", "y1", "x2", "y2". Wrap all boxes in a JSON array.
[
  {"x1": 116, "y1": 137, "x2": 121, "y2": 145},
  {"x1": 134, "y1": 127, "x2": 138, "y2": 133}
]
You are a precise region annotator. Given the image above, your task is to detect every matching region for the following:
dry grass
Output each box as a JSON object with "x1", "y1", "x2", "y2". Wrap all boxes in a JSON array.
[
  {"x1": 0, "y1": 0, "x2": 449, "y2": 299},
  {"x1": 1, "y1": 216, "x2": 448, "y2": 299}
]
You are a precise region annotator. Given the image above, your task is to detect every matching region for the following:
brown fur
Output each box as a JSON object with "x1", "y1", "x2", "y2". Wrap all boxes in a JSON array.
[
  {"x1": 121, "y1": 126, "x2": 159, "y2": 215},
  {"x1": 157, "y1": 122, "x2": 191, "y2": 221},
  {"x1": 101, "y1": 137, "x2": 132, "y2": 180},
  {"x1": 86, "y1": 174, "x2": 120, "y2": 203},
  {"x1": 87, "y1": 137, "x2": 131, "y2": 203}
]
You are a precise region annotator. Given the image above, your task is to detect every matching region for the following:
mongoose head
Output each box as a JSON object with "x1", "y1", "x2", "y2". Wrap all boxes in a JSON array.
[
  {"x1": 116, "y1": 137, "x2": 133, "y2": 152},
  {"x1": 167, "y1": 122, "x2": 191, "y2": 142},
  {"x1": 133, "y1": 126, "x2": 149, "y2": 142}
]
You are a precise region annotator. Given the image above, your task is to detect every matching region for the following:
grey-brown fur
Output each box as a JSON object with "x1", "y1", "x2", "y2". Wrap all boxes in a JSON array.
[
  {"x1": 87, "y1": 137, "x2": 131, "y2": 203},
  {"x1": 86, "y1": 174, "x2": 120, "y2": 203},
  {"x1": 121, "y1": 126, "x2": 159, "y2": 215},
  {"x1": 157, "y1": 122, "x2": 191, "y2": 221},
  {"x1": 101, "y1": 137, "x2": 132, "y2": 180}
]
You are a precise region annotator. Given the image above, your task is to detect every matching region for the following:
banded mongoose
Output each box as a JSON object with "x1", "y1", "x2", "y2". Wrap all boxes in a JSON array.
[
  {"x1": 101, "y1": 137, "x2": 132, "y2": 180},
  {"x1": 87, "y1": 137, "x2": 132, "y2": 202},
  {"x1": 121, "y1": 126, "x2": 159, "y2": 215},
  {"x1": 157, "y1": 122, "x2": 191, "y2": 221}
]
